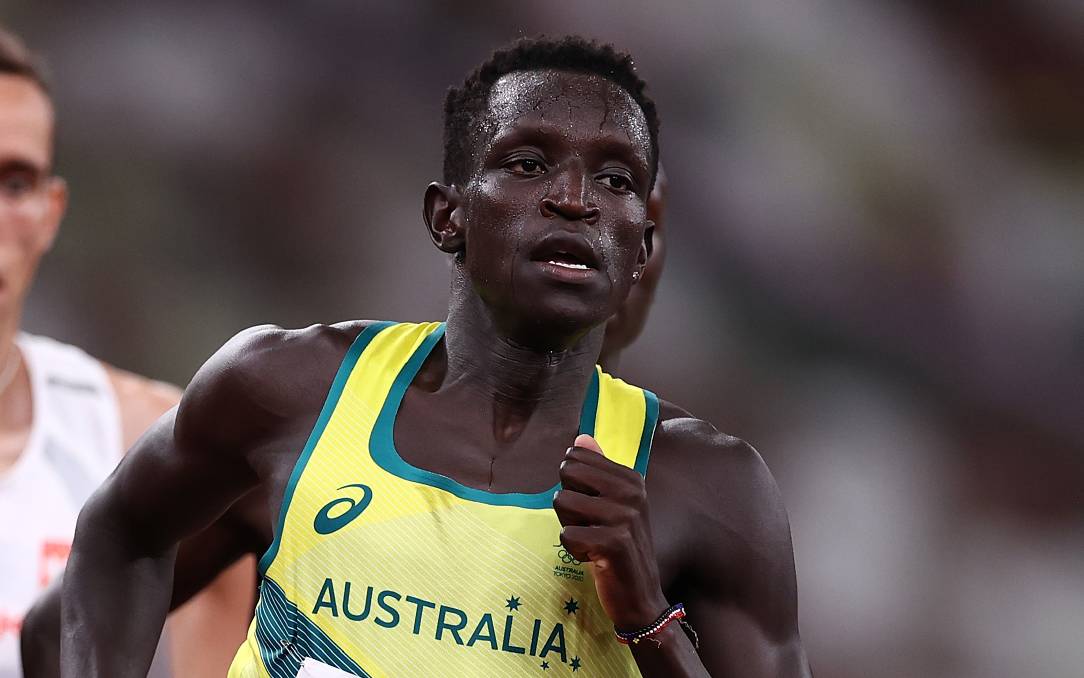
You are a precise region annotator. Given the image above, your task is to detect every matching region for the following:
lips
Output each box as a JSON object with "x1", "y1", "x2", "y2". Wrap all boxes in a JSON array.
[{"x1": 529, "y1": 232, "x2": 600, "y2": 272}]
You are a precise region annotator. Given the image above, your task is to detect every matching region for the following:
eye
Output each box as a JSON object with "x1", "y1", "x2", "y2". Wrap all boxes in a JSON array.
[
  {"x1": 598, "y1": 173, "x2": 634, "y2": 193},
  {"x1": 504, "y1": 157, "x2": 546, "y2": 176},
  {"x1": 0, "y1": 171, "x2": 38, "y2": 199}
]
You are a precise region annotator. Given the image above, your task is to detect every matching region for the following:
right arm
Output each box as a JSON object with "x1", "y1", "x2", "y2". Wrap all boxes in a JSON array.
[
  {"x1": 21, "y1": 489, "x2": 264, "y2": 678},
  {"x1": 60, "y1": 327, "x2": 283, "y2": 678}
]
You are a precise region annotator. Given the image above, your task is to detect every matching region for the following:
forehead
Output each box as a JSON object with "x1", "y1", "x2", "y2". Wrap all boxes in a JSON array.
[
  {"x1": 0, "y1": 74, "x2": 54, "y2": 168},
  {"x1": 483, "y1": 69, "x2": 650, "y2": 164}
]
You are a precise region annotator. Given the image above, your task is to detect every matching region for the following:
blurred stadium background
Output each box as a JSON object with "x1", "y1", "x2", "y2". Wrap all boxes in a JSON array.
[{"x1": 6, "y1": 1, "x2": 1083, "y2": 676}]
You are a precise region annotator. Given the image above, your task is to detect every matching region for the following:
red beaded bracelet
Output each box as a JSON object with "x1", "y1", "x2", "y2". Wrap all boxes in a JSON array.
[{"x1": 614, "y1": 603, "x2": 689, "y2": 646}]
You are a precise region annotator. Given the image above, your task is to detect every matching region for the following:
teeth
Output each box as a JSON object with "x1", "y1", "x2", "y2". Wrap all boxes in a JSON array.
[{"x1": 548, "y1": 260, "x2": 589, "y2": 270}]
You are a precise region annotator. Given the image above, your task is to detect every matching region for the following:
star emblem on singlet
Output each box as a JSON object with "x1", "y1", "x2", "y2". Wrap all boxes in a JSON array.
[
  {"x1": 506, "y1": 595, "x2": 521, "y2": 611},
  {"x1": 571, "y1": 656, "x2": 582, "y2": 672},
  {"x1": 540, "y1": 660, "x2": 550, "y2": 670},
  {"x1": 563, "y1": 596, "x2": 579, "y2": 615}
]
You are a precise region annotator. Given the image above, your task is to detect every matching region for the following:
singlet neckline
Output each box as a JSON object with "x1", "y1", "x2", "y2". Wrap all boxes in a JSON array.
[{"x1": 368, "y1": 322, "x2": 600, "y2": 510}]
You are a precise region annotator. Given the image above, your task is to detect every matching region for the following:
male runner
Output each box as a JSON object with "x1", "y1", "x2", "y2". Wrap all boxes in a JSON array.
[
  {"x1": 62, "y1": 36, "x2": 810, "y2": 677},
  {"x1": 22, "y1": 105, "x2": 669, "y2": 678},
  {"x1": 0, "y1": 27, "x2": 252, "y2": 677}
]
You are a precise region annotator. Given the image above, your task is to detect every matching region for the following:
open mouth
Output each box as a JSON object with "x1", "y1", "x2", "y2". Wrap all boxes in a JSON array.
[
  {"x1": 529, "y1": 232, "x2": 601, "y2": 276},
  {"x1": 544, "y1": 251, "x2": 593, "y2": 271}
]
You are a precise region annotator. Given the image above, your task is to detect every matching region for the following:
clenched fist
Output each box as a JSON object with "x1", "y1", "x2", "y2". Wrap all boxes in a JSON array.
[{"x1": 554, "y1": 434, "x2": 670, "y2": 630}]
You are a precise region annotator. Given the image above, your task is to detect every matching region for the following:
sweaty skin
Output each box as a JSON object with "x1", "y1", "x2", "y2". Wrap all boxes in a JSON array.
[{"x1": 61, "y1": 70, "x2": 809, "y2": 677}]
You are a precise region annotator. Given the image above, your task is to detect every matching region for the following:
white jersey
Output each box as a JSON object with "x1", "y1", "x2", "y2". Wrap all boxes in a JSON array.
[{"x1": 0, "y1": 334, "x2": 171, "y2": 677}]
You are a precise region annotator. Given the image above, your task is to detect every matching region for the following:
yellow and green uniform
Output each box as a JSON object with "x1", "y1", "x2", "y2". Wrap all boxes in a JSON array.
[{"x1": 228, "y1": 321, "x2": 659, "y2": 677}]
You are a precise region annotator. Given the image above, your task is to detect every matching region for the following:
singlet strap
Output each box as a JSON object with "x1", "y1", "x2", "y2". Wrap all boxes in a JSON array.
[
  {"x1": 258, "y1": 320, "x2": 396, "y2": 573},
  {"x1": 594, "y1": 367, "x2": 660, "y2": 476}
]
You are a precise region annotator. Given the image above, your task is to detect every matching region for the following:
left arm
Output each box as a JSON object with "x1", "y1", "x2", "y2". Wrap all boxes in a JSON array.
[{"x1": 555, "y1": 430, "x2": 810, "y2": 677}]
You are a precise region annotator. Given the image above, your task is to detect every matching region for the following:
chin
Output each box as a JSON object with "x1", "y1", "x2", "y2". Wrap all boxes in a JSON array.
[{"x1": 514, "y1": 298, "x2": 610, "y2": 349}]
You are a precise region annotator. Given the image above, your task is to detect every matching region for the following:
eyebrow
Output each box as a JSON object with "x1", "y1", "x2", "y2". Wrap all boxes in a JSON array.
[{"x1": 0, "y1": 158, "x2": 49, "y2": 176}]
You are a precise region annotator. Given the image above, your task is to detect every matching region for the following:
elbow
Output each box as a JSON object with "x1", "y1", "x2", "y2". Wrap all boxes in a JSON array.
[
  {"x1": 68, "y1": 486, "x2": 113, "y2": 561},
  {"x1": 69, "y1": 478, "x2": 156, "y2": 560}
]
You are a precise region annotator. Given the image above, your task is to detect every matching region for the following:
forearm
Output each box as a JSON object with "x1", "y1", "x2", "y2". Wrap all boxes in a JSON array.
[
  {"x1": 23, "y1": 531, "x2": 252, "y2": 678},
  {"x1": 60, "y1": 495, "x2": 177, "y2": 678},
  {"x1": 20, "y1": 580, "x2": 61, "y2": 678}
]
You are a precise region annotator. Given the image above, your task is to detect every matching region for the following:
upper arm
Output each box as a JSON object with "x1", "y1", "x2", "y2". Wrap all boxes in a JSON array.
[{"x1": 664, "y1": 421, "x2": 810, "y2": 677}]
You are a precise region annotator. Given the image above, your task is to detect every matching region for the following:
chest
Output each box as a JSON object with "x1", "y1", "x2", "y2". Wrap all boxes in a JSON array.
[
  {"x1": 259, "y1": 414, "x2": 691, "y2": 612},
  {"x1": 391, "y1": 390, "x2": 579, "y2": 496},
  {"x1": 258, "y1": 411, "x2": 693, "y2": 594},
  {"x1": 264, "y1": 450, "x2": 644, "y2": 677}
]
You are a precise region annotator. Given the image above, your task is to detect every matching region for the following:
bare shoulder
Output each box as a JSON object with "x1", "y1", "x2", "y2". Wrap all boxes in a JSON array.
[
  {"x1": 181, "y1": 320, "x2": 371, "y2": 420},
  {"x1": 651, "y1": 401, "x2": 807, "y2": 673},
  {"x1": 173, "y1": 321, "x2": 374, "y2": 454},
  {"x1": 650, "y1": 399, "x2": 792, "y2": 582},
  {"x1": 652, "y1": 399, "x2": 777, "y2": 495}
]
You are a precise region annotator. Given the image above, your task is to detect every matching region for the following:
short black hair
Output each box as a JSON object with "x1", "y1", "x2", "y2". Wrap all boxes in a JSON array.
[
  {"x1": 0, "y1": 25, "x2": 50, "y2": 96},
  {"x1": 443, "y1": 35, "x2": 659, "y2": 190}
]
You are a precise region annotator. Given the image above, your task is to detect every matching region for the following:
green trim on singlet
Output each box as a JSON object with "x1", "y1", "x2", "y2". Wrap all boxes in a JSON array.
[
  {"x1": 258, "y1": 321, "x2": 394, "y2": 574},
  {"x1": 579, "y1": 365, "x2": 601, "y2": 435},
  {"x1": 634, "y1": 388, "x2": 660, "y2": 476},
  {"x1": 255, "y1": 577, "x2": 373, "y2": 678},
  {"x1": 368, "y1": 324, "x2": 602, "y2": 509}
]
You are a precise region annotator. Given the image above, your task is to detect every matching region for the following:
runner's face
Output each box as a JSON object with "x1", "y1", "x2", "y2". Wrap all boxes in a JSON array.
[
  {"x1": 0, "y1": 75, "x2": 63, "y2": 322},
  {"x1": 461, "y1": 70, "x2": 652, "y2": 337}
]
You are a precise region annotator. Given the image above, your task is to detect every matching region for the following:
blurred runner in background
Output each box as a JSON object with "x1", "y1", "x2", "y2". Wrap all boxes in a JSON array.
[
  {"x1": 598, "y1": 165, "x2": 666, "y2": 373},
  {"x1": 0, "y1": 26, "x2": 253, "y2": 678}
]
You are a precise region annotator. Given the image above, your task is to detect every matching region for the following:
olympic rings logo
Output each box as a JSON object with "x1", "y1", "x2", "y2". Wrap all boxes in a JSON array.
[{"x1": 553, "y1": 544, "x2": 582, "y2": 566}]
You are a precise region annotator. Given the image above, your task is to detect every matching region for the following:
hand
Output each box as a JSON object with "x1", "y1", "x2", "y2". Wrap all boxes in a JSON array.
[{"x1": 554, "y1": 434, "x2": 669, "y2": 630}]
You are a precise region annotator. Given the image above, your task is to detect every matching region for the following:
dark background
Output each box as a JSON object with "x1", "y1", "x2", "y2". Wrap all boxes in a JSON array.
[{"x1": 7, "y1": 2, "x2": 1083, "y2": 676}]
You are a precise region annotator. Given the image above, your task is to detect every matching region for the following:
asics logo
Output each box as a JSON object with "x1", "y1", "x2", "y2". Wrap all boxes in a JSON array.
[{"x1": 313, "y1": 483, "x2": 373, "y2": 535}]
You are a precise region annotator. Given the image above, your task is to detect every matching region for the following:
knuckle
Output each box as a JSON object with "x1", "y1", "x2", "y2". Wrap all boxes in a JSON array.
[
  {"x1": 597, "y1": 529, "x2": 620, "y2": 552},
  {"x1": 612, "y1": 526, "x2": 635, "y2": 551},
  {"x1": 615, "y1": 504, "x2": 639, "y2": 524},
  {"x1": 552, "y1": 490, "x2": 571, "y2": 512},
  {"x1": 559, "y1": 459, "x2": 584, "y2": 480},
  {"x1": 617, "y1": 475, "x2": 646, "y2": 503}
]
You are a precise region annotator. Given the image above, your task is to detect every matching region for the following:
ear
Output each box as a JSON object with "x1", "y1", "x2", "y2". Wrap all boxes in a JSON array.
[
  {"x1": 423, "y1": 182, "x2": 465, "y2": 255},
  {"x1": 634, "y1": 219, "x2": 654, "y2": 282},
  {"x1": 38, "y1": 176, "x2": 67, "y2": 253}
]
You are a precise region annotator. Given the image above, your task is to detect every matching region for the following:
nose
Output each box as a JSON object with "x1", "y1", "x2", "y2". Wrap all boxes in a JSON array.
[{"x1": 539, "y1": 167, "x2": 600, "y2": 225}]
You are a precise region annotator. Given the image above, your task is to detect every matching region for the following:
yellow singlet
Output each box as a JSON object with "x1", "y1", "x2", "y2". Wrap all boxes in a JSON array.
[{"x1": 228, "y1": 321, "x2": 659, "y2": 677}]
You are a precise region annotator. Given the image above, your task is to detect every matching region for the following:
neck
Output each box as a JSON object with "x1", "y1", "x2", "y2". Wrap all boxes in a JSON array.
[
  {"x1": 0, "y1": 309, "x2": 31, "y2": 473},
  {"x1": 440, "y1": 291, "x2": 603, "y2": 442},
  {"x1": 0, "y1": 308, "x2": 23, "y2": 395},
  {"x1": 0, "y1": 307, "x2": 19, "y2": 363}
]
